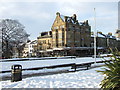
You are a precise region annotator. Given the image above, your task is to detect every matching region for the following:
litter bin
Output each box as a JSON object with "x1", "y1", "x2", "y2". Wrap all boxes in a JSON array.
[{"x1": 11, "y1": 64, "x2": 22, "y2": 82}]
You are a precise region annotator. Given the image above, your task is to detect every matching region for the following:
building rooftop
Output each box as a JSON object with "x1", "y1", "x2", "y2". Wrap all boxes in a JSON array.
[
  {"x1": 37, "y1": 31, "x2": 52, "y2": 39},
  {"x1": 115, "y1": 29, "x2": 120, "y2": 33},
  {"x1": 91, "y1": 32, "x2": 116, "y2": 39},
  {"x1": 57, "y1": 12, "x2": 89, "y2": 26}
]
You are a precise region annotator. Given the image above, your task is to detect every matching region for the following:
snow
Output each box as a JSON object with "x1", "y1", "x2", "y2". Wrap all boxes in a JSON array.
[
  {"x1": 22, "y1": 67, "x2": 71, "y2": 75},
  {"x1": 0, "y1": 57, "x2": 109, "y2": 88},
  {"x1": 1, "y1": 57, "x2": 106, "y2": 71},
  {"x1": 99, "y1": 54, "x2": 113, "y2": 57},
  {"x1": 0, "y1": 63, "x2": 105, "y2": 77},
  {"x1": 1, "y1": 66, "x2": 105, "y2": 88},
  {"x1": 97, "y1": 33, "x2": 105, "y2": 38},
  {"x1": 116, "y1": 38, "x2": 120, "y2": 40}
]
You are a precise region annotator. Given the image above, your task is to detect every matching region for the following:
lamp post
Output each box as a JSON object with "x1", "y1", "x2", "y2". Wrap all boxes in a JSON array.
[{"x1": 94, "y1": 8, "x2": 97, "y2": 64}]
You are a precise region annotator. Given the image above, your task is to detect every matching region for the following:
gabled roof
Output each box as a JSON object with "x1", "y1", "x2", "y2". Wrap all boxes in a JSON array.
[
  {"x1": 60, "y1": 14, "x2": 79, "y2": 24},
  {"x1": 57, "y1": 12, "x2": 89, "y2": 26},
  {"x1": 60, "y1": 15, "x2": 65, "y2": 22},
  {"x1": 30, "y1": 40, "x2": 37, "y2": 44},
  {"x1": 91, "y1": 32, "x2": 106, "y2": 38},
  {"x1": 97, "y1": 33, "x2": 106, "y2": 38}
]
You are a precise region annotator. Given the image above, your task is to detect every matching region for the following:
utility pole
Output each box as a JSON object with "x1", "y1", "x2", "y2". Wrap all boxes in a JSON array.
[{"x1": 94, "y1": 8, "x2": 97, "y2": 64}]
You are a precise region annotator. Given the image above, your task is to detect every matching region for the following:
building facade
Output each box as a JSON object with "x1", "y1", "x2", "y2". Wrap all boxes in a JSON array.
[
  {"x1": 115, "y1": 29, "x2": 120, "y2": 39},
  {"x1": 91, "y1": 32, "x2": 119, "y2": 54},
  {"x1": 22, "y1": 40, "x2": 37, "y2": 57},
  {"x1": 115, "y1": 29, "x2": 120, "y2": 50},
  {"x1": 51, "y1": 12, "x2": 91, "y2": 48},
  {"x1": 37, "y1": 31, "x2": 53, "y2": 57},
  {"x1": 37, "y1": 12, "x2": 91, "y2": 57},
  {"x1": 36, "y1": 12, "x2": 120, "y2": 57}
]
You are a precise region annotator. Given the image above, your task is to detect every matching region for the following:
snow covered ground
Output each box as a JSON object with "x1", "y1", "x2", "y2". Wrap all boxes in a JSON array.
[
  {"x1": 1, "y1": 57, "x2": 108, "y2": 71},
  {"x1": 0, "y1": 57, "x2": 107, "y2": 88},
  {"x1": 1, "y1": 66, "x2": 105, "y2": 88}
]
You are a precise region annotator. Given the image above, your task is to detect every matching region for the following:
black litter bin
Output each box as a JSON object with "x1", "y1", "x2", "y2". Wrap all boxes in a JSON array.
[{"x1": 11, "y1": 64, "x2": 22, "y2": 82}]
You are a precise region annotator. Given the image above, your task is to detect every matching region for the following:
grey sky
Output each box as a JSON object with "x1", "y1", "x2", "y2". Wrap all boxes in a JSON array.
[{"x1": 0, "y1": 1, "x2": 118, "y2": 40}]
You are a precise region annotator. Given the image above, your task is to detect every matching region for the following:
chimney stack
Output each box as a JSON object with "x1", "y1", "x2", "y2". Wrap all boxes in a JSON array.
[{"x1": 73, "y1": 14, "x2": 77, "y2": 20}]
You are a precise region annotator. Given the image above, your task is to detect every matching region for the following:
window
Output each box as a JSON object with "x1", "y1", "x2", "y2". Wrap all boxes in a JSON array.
[
  {"x1": 52, "y1": 34, "x2": 56, "y2": 39},
  {"x1": 62, "y1": 28, "x2": 64, "y2": 31},
  {"x1": 58, "y1": 33, "x2": 62, "y2": 39},
  {"x1": 68, "y1": 34, "x2": 71, "y2": 38},
  {"x1": 58, "y1": 43, "x2": 62, "y2": 46},
  {"x1": 58, "y1": 40, "x2": 62, "y2": 43},
  {"x1": 54, "y1": 26, "x2": 59, "y2": 29},
  {"x1": 60, "y1": 25, "x2": 64, "y2": 28}
]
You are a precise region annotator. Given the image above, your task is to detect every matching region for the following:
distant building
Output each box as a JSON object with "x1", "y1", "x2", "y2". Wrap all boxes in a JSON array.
[
  {"x1": 115, "y1": 29, "x2": 120, "y2": 40},
  {"x1": 106, "y1": 34, "x2": 117, "y2": 49},
  {"x1": 37, "y1": 31, "x2": 52, "y2": 57},
  {"x1": 29, "y1": 40, "x2": 37, "y2": 57},
  {"x1": 37, "y1": 12, "x2": 91, "y2": 57},
  {"x1": 91, "y1": 32, "x2": 118, "y2": 54},
  {"x1": 52, "y1": 12, "x2": 91, "y2": 48},
  {"x1": 36, "y1": 12, "x2": 120, "y2": 57},
  {"x1": 115, "y1": 29, "x2": 120, "y2": 50},
  {"x1": 22, "y1": 40, "x2": 37, "y2": 57}
]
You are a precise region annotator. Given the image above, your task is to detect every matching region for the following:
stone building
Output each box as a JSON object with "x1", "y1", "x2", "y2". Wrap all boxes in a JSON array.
[
  {"x1": 36, "y1": 13, "x2": 120, "y2": 57},
  {"x1": 37, "y1": 12, "x2": 91, "y2": 57},
  {"x1": 37, "y1": 31, "x2": 53, "y2": 57},
  {"x1": 91, "y1": 32, "x2": 107, "y2": 54},
  {"x1": 91, "y1": 32, "x2": 118, "y2": 54},
  {"x1": 106, "y1": 34, "x2": 117, "y2": 49},
  {"x1": 52, "y1": 12, "x2": 91, "y2": 48}
]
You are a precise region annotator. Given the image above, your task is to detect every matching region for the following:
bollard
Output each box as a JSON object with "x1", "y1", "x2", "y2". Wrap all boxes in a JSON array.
[{"x1": 11, "y1": 64, "x2": 22, "y2": 82}]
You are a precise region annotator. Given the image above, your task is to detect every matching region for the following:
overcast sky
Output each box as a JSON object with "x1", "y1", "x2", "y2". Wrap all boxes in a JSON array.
[{"x1": 0, "y1": 1, "x2": 118, "y2": 40}]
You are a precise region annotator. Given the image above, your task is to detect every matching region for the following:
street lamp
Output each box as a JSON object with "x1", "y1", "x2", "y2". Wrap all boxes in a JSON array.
[{"x1": 94, "y1": 8, "x2": 97, "y2": 64}]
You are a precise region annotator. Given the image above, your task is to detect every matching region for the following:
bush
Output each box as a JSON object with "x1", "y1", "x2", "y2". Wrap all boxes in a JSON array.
[{"x1": 97, "y1": 49, "x2": 120, "y2": 90}]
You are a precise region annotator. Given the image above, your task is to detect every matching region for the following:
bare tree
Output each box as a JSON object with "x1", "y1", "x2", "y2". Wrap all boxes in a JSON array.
[{"x1": 0, "y1": 19, "x2": 29, "y2": 58}]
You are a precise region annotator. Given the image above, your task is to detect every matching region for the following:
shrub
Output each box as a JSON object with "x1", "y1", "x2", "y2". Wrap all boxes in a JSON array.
[{"x1": 97, "y1": 49, "x2": 120, "y2": 90}]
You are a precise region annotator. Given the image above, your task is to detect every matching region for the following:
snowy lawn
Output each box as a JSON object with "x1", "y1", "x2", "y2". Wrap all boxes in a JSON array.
[
  {"x1": 1, "y1": 57, "x2": 108, "y2": 71},
  {"x1": 1, "y1": 66, "x2": 105, "y2": 88}
]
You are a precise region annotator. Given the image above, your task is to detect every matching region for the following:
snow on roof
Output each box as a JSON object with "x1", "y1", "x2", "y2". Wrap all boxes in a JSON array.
[
  {"x1": 91, "y1": 33, "x2": 105, "y2": 38},
  {"x1": 116, "y1": 38, "x2": 120, "y2": 40},
  {"x1": 64, "y1": 47, "x2": 93, "y2": 50},
  {"x1": 79, "y1": 22, "x2": 84, "y2": 25},
  {"x1": 106, "y1": 35, "x2": 116, "y2": 39},
  {"x1": 53, "y1": 48, "x2": 64, "y2": 50},
  {"x1": 53, "y1": 47, "x2": 93, "y2": 50},
  {"x1": 59, "y1": 13, "x2": 89, "y2": 26},
  {"x1": 91, "y1": 34, "x2": 94, "y2": 37},
  {"x1": 97, "y1": 33, "x2": 105, "y2": 38},
  {"x1": 91, "y1": 33, "x2": 116, "y2": 39},
  {"x1": 97, "y1": 47, "x2": 105, "y2": 49},
  {"x1": 46, "y1": 49, "x2": 53, "y2": 52}
]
